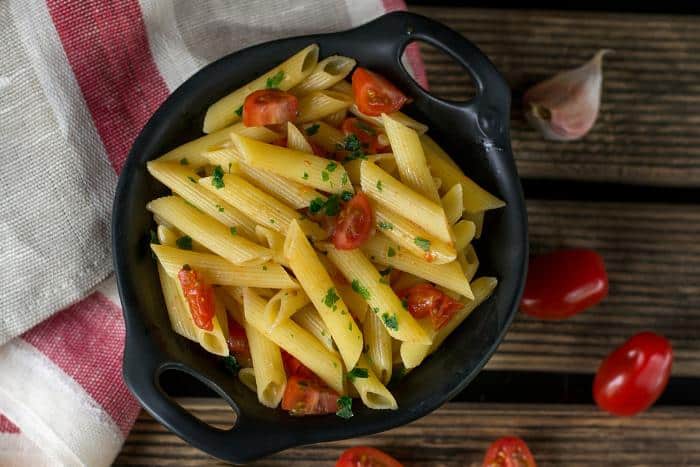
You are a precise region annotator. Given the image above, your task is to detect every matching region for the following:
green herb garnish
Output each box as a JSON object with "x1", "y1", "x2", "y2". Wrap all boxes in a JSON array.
[
  {"x1": 347, "y1": 367, "x2": 369, "y2": 382},
  {"x1": 216, "y1": 204, "x2": 224, "y2": 213},
  {"x1": 323, "y1": 287, "x2": 340, "y2": 308},
  {"x1": 336, "y1": 396, "x2": 354, "y2": 419},
  {"x1": 376, "y1": 180, "x2": 383, "y2": 192},
  {"x1": 176, "y1": 235, "x2": 193, "y2": 250},
  {"x1": 187, "y1": 176, "x2": 197, "y2": 184},
  {"x1": 341, "y1": 134, "x2": 367, "y2": 161},
  {"x1": 341, "y1": 190, "x2": 353, "y2": 202},
  {"x1": 302, "y1": 172, "x2": 309, "y2": 180},
  {"x1": 321, "y1": 171, "x2": 330, "y2": 182},
  {"x1": 378, "y1": 221, "x2": 393, "y2": 230},
  {"x1": 387, "y1": 246, "x2": 396, "y2": 257},
  {"x1": 309, "y1": 197, "x2": 325, "y2": 214},
  {"x1": 266, "y1": 70, "x2": 285, "y2": 89},
  {"x1": 326, "y1": 161, "x2": 338, "y2": 172},
  {"x1": 351, "y1": 279, "x2": 370, "y2": 299},
  {"x1": 234, "y1": 105, "x2": 243, "y2": 117},
  {"x1": 179, "y1": 158, "x2": 188, "y2": 165},
  {"x1": 382, "y1": 313, "x2": 399, "y2": 331},
  {"x1": 223, "y1": 355, "x2": 240, "y2": 374},
  {"x1": 212, "y1": 165, "x2": 225, "y2": 189},
  {"x1": 414, "y1": 237, "x2": 431, "y2": 252},
  {"x1": 230, "y1": 227, "x2": 238, "y2": 236}
]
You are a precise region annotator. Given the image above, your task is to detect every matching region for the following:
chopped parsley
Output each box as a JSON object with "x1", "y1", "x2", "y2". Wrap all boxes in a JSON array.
[
  {"x1": 266, "y1": 70, "x2": 285, "y2": 89},
  {"x1": 212, "y1": 165, "x2": 225, "y2": 189},
  {"x1": 305, "y1": 123, "x2": 320, "y2": 135},
  {"x1": 378, "y1": 221, "x2": 393, "y2": 230},
  {"x1": 302, "y1": 172, "x2": 309, "y2": 180},
  {"x1": 341, "y1": 190, "x2": 353, "y2": 202},
  {"x1": 309, "y1": 195, "x2": 341, "y2": 216},
  {"x1": 401, "y1": 298, "x2": 409, "y2": 309},
  {"x1": 176, "y1": 235, "x2": 193, "y2": 250},
  {"x1": 372, "y1": 306, "x2": 380, "y2": 314},
  {"x1": 179, "y1": 158, "x2": 188, "y2": 165},
  {"x1": 234, "y1": 105, "x2": 243, "y2": 117},
  {"x1": 270, "y1": 218, "x2": 276, "y2": 224},
  {"x1": 230, "y1": 227, "x2": 238, "y2": 236},
  {"x1": 382, "y1": 313, "x2": 399, "y2": 331},
  {"x1": 309, "y1": 197, "x2": 325, "y2": 214},
  {"x1": 341, "y1": 172, "x2": 349, "y2": 185},
  {"x1": 379, "y1": 275, "x2": 390, "y2": 285},
  {"x1": 228, "y1": 162, "x2": 233, "y2": 173},
  {"x1": 262, "y1": 265, "x2": 268, "y2": 271},
  {"x1": 387, "y1": 246, "x2": 396, "y2": 257},
  {"x1": 347, "y1": 367, "x2": 369, "y2": 382},
  {"x1": 414, "y1": 237, "x2": 431, "y2": 252},
  {"x1": 351, "y1": 279, "x2": 370, "y2": 300},
  {"x1": 341, "y1": 134, "x2": 366, "y2": 161},
  {"x1": 187, "y1": 176, "x2": 197, "y2": 184},
  {"x1": 376, "y1": 180, "x2": 383, "y2": 192},
  {"x1": 321, "y1": 171, "x2": 330, "y2": 182},
  {"x1": 223, "y1": 355, "x2": 240, "y2": 374},
  {"x1": 216, "y1": 204, "x2": 224, "y2": 213},
  {"x1": 336, "y1": 396, "x2": 354, "y2": 419},
  {"x1": 323, "y1": 287, "x2": 340, "y2": 308},
  {"x1": 326, "y1": 161, "x2": 338, "y2": 172}
]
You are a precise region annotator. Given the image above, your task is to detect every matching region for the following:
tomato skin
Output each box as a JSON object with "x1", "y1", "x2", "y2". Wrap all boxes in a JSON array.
[
  {"x1": 352, "y1": 68, "x2": 408, "y2": 117},
  {"x1": 227, "y1": 320, "x2": 251, "y2": 366},
  {"x1": 397, "y1": 283, "x2": 463, "y2": 330},
  {"x1": 332, "y1": 192, "x2": 374, "y2": 250},
  {"x1": 340, "y1": 117, "x2": 387, "y2": 154},
  {"x1": 336, "y1": 446, "x2": 403, "y2": 467},
  {"x1": 177, "y1": 266, "x2": 215, "y2": 331},
  {"x1": 482, "y1": 437, "x2": 537, "y2": 467},
  {"x1": 282, "y1": 351, "x2": 315, "y2": 380},
  {"x1": 281, "y1": 375, "x2": 338, "y2": 416},
  {"x1": 520, "y1": 249, "x2": 608, "y2": 319},
  {"x1": 242, "y1": 89, "x2": 298, "y2": 127},
  {"x1": 593, "y1": 332, "x2": 673, "y2": 416}
]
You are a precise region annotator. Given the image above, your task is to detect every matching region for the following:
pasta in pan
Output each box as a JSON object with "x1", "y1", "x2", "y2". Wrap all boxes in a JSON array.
[{"x1": 148, "y1": 46, "x2": 503, "y2": 418}]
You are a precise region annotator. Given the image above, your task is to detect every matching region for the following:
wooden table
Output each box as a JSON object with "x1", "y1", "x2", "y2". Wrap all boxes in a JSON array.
[{"x1": 117, "y1": 6, "x2": 700, "y2": 466}]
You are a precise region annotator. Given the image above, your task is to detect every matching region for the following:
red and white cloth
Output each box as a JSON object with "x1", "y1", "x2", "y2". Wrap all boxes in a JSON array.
[{"x1": 0, "y1": 1, "x2": 426, "y2": 465}]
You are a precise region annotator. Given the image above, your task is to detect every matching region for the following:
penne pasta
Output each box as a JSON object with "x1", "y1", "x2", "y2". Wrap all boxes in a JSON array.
[
  {"x1": 264, "y1": 288, "x2": 310, "y2": 328},
  {"x1": 293, "y1": 305, "x2": 336, "y2": 352},
  {"x1": 151, "y1": 244, "x2": 298, "y2": 289},
  {"x1": 232, "y1": 133, "x2": 353, "y2": 194},
  {"x1": 284, "y1": 220, "x2": 363, "y2": 369},
  {"x1": 286, "y1": 122, "x2": 313, "y2": 154},
  {"x1": 242, "y1": 288, "x2": 345, "y2": 393},
  {"x1": 147, "y1": 160, "x2": 257, "y2": 238},
  {"x1": 360, "y1": 161, "x2": 452, "y2": 244},
  {"x1": 420, "y1": 134, "x2": 505, "y2": 213},
  {"x1": 323, "y1": 243, "x2": 431, "y2": 344},
  {"x1": 301, "y1": 121, "x2": 345, "y2": 153},
  {"x1": 453, "y1": 220, "x2": 476, "y2": 251},
  {"x1": 255, "y1": 226, "x2": 287, "y2": 267},
  {"x1": 291, "y1": 55, "x2": 356, "y2": 96},
  {"x1": 297, "y1": 90, "x2": 353, "y2": 123},
  {"x1": 147, "y1": 196, "x2": 271, "y2": 265},
  {"x1": 382, "y1": 113, "x2": 440, "y2": 202},
  {"x1": 203, "y1": 44, "x2": 319, "y2": 133},
  {"x1": 238, "y1": 368, "x2": 258, "y2": 393},
  {"x1": 342, "y1": 154, "x2": 394, "y2": 185},
  {"x1": 324, "y1": 109, "x2": 348, "y2": 127},
  {"x1": 363, "y1": 312, "x2": 393, "y2": 385},
  {"x1": 361, "y1": 234, "x2": 473, "y2": 299},
  {"x1": 156, "y1": 262, "x2": 198, "y2": 342},
  {"x1": 462, "y1": 210, "x2": 485, "y2": 239},
  {"x1": 458, "y1": 244, "x2": 480, "y2": 282},
  {"x1": 441, "y1": 184, "x2": 464, "y2": 225},
  {"x1": 349, "y1": 104, "x2": 428, "y2": 134},
  {"x1": 348, "y1": 355, "x2": 397, "y2": 410}
]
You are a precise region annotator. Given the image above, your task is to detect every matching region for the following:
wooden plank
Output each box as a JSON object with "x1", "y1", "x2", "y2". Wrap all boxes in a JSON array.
[
  {"x1": 409, "y1": 7, "x2": 700, "y2": 186},
  {"x1": 486, "y1": 199, "x2": 700, "y2": 376},
  {"x1": 116, "y1": 399, "x2": 700, "y2": 466}
]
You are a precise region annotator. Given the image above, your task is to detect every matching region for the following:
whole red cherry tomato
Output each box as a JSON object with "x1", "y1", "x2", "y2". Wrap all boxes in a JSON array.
[
  {"x1": 336, "y1": 446, "x2": 403, "y2": 467},
  {"x1": 520, "y1": 249, "x2": 608, "y2": 319},
  {"x1": 593, "y1": 332, "x2": 673, "y2": 416},
  {"x1": 482, "y1": 436, "x2": 536, "y2": 467}
]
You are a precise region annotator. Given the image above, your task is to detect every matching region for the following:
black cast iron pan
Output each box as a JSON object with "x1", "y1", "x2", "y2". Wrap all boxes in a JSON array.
[{"x1": 112, "y1": 11, "x2": 527, "y2": 464}]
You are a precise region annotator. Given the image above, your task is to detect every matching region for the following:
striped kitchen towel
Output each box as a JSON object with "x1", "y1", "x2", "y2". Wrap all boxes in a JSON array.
[{"x1": 0, "y1": 0, "x2": 426, "y2": 465}]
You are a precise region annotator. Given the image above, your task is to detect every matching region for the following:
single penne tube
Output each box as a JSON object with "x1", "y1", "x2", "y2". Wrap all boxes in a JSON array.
[
  {"x1": 301, "y1": 121, "x2": 345, "y2": 153},
  {"x1": 382, "y1": 113, "x2": 440, "y2": 202},
  {"x1": 199, "y1": 174, "x2": 326, "y2": 240},
  {"x1": 152, "y1": 244, "x2": 298, "y2": 289},
  {"x1": 156, "y1": 262, "x2": 198, "y2": 342},
  {"x1": 284, "y1": 220, "x2": 363, "y2": 369},
  {"x1": 360, "y1": 161, "x2": 452, "y2": 244},
  {"x1": 203, "y1": 44, "x2": 319, "y2": 133},
  {"x1": 453, "y1": 220, "x2": 476, "y2": 251},
  {"x1": 420, "y1": 134, "x2": 505, "y2": 213},
  {"x1": 242, "y1": 288, "x2": 344, "y2": 393},
  {"x1": 286, "y1": 122, "x2": 313, "y2": 153},
  {"x1": 459, "y1": 244, "x2": 480, "y2": 282},
  {"x1": 255, "y1": 226, "x2": 287, "y2": 267},
  {"x1": 264, "y1": 288, "x2": 310, "y2": 328},
  {"x1": 400, "y1": 277, "x2": 497, "y2": 368},
  {"x1": 147, "y1": 196, "x2": 271, "y2": 265},
  {"x1": 291, "y1": 55, "x2": 356, "y2": 96},
  {"x1": 342, "y1": 154, "x2": 394, "y2": 185},
  {"x1": 293, "y1": 305, "x2": 335, "y2": 352},
  {"x1": 297, "y1": 90, "x2": 353, "y2": 123},
  {"x1": 157, "y1": 123, "x2": 280, "y2": 167},
  {"x1": 361, "y1": 234, "x2": 473, "y2": 298},
  {"x1": 232, "y1": 133, "x2": 353, "y2": 194},
  {"x1": 373, "y1": 203, "x2": 456, "y2": 264},
  {"x1": 174, "y1": 280, "x2": 229, "y2": 356},
  {"x1": 348, "y1": 355, "x2": 397, "y2": 410},
  {"x1": 349, "y1": 104, "x2": 428, "y2": 134},
  {"x1": 323, "y1": 243, "x2": 431, "y2": 344},
  {"x1": 238, "y1": 368, "x2": 257, "y2": 393},
  {"x1": 442, "y1": 184, "x2": 464, "y2": 225},
  {"x1": 462, "y1": 210, "x2": 485, "y2": 239},
  {"x1": 147, "y1": 160, "x2": 257, "y2": 238},
  {"x1": 363, "y1": 312, "x2": 393, "y2": 385},
  {"x1": 324, "y1": 109, "x2": 347, "y2": 127},
  {"x1": 205, "y1": 148, "x2": 324, "y2": 209}
]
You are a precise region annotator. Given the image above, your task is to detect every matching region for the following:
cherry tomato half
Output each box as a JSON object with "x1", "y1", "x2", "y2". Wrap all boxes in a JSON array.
[
  {"x1": 282, "y1": 351, "x2": 316, "y2": 380},
  {"x1": 482, "y1": 436, "x2": 537, "y2": 467},
  {"x1": 227, "y1": 320, "x2": 251, "y2": 367},
  {"x1": 332, "y1": 192, "x2": 374, "y2": 250},
  {"x1": 593, "y1": 332, "x2": 673, "y2": 416},
  {"x1": 336, "y1": 446, "x2": 403, "y2": 467},
  {"x1": 177, "y1": 265, "x2": 215, "y2": 331},
  {"x1": 341, "y1": 117, "x2": 387, "y2": 154},
  {"x1": 520, "y1": 249, "x2": 608, "y2": 320},
  {"x1": 281, "y1": 375, "x2": 339, "y2": 416},
  {"x1": 351, "y1": 67, "x2": 408, "y2": 117},
  {"x1": 397, "y1": 283, "x2": 463, "y2": 330},
  {"x1": 242, "y1": 89, "x2": 298, "y2": 127}
]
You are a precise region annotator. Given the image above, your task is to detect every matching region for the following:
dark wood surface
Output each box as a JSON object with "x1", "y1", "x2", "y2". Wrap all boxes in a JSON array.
[
  {"x1": 119, "y1": 6, "x2": 700, "y2": 466},
  {"x1": 116, "y1": 399, "x2": 700, "y2": 466}
]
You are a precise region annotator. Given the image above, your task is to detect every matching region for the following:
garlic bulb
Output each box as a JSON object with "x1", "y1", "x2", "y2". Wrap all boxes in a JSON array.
[{"x1": 523, "y1": 50, "x2": 611, "y2": 141}]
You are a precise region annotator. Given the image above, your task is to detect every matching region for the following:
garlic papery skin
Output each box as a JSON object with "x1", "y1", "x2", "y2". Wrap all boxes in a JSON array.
[{"x1": 524, "y1": 50, "x2": 611, "y2": 141}]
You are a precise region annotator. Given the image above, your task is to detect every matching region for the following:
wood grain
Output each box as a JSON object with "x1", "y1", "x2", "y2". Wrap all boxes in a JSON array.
[
  {"x1": 486, "y1": 199, "x2": 700, "y2": 376},
  {"x1": 116, "y1": 399, "x2": 700, "y2": 466},
  {"x1": 409, "y1": 7, "x2": 700, "y2": 186}
]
